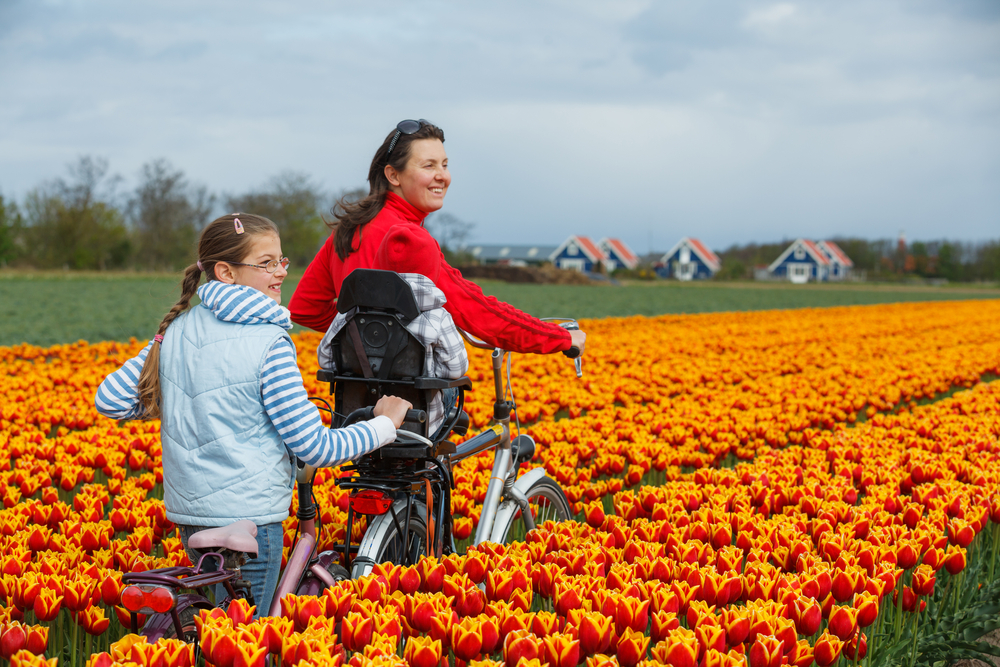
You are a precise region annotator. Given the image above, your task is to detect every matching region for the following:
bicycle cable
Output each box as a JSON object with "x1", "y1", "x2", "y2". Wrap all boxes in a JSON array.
[{"x1": 505, "y1": 352, "x2": 521, "y2": 440}]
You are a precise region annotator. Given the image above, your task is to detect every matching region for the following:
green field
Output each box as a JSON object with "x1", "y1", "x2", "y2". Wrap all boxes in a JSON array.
[{"x1": 2, "y1": 270, "x2": 998, "y2": 347}]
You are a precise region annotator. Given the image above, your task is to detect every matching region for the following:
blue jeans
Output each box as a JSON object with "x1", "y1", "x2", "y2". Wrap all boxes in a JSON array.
[{"x1": 177, "y1": 522, "x2": 284, "y2": 618}]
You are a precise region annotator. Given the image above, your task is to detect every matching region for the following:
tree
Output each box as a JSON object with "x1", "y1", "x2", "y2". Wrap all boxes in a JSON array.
[
  {"x1": 227, "y1": 172, "x2": 328, "y2": 267},
  {"x1": 22, "y1": 157, "x2": 130, "y2": 270},
  {"x1": 716, "y1": 258, "x2": 747, "y2": 280},
  {"x1": 0, "y1": 193, "x2": 23, "y2": 266},
  {"x1": 128, "y1": 159, "x2": 214, "y2": 270},
  {"x1": 425, "y1": 211, "x2": 473, "y2": 250}
]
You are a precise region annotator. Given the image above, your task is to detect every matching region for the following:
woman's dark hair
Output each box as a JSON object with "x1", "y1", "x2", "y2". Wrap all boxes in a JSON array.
[
  {"x1": 136, "y1": 213, "x2": 279, "y2": 419},
  {"x1": 329, "y1": 122, "x2": 445, "y2": 260}
]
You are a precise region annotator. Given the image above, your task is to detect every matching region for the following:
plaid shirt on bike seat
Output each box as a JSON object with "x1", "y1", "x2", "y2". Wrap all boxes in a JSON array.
[{"x1": 318, "y1": 273, "x2": 469, "y2": 434}]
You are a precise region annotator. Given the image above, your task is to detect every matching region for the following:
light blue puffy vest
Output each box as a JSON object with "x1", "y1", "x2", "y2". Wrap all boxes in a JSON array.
[{"x1": 159, "y1": 304, "x2": 294, "y2": 526}]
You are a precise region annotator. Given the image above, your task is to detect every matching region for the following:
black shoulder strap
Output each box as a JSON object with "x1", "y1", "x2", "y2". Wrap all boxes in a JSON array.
[{"x1": 346, "y1": 318, "x2": 374, "y2": 379}]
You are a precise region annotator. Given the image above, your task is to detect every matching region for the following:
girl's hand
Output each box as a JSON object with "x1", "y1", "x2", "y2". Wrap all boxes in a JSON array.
[{"x1": 373, "y1": 395, "x2": 413, "y2": 428}]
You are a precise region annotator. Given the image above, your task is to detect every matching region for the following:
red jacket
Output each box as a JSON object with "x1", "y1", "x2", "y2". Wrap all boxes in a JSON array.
[{"x1": 288, "y1": 193, "x2": 572, "y2": 354}]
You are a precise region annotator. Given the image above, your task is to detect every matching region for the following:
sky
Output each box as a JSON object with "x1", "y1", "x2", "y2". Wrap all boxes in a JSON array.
[{"x1": 1, "y1": 0, "x2": 998, "y2": 253}]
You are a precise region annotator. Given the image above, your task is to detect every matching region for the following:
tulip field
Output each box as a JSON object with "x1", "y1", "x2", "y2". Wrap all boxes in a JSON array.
[{"x1": 2, "y1": 299, "x2": 1000, "y2": 667}]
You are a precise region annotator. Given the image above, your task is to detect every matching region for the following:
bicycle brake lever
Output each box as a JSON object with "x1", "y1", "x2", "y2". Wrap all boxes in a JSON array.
[{"x1": 557, "y1": 321, "x2": 584, "y2": 379}]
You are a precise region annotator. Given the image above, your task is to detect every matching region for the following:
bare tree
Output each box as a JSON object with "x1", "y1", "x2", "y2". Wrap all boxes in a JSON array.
[
  {"x1": 227, "y1": 172, "x2": 328, "y2": 267},
  {"x1": 128, "y1": 159, "x2": 215, "y2": 270},
  {"x1": 425, "y1": 212, "x2": 474, "y2": 252},
  {"x1": 0, "y1": 193, "x2": 22, "y2": 266}
]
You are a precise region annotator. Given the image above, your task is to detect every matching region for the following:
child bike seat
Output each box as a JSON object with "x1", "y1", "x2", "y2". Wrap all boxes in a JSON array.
[{"x1": 188, "y1": 520, "x2": 259, "y2": 557}]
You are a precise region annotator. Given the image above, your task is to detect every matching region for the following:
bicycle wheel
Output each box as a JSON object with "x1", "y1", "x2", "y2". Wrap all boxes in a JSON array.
[
  {"x1": 296, "y1": 560, "x2": 351, "y2": 597},
  {"x1": 493, "y1": 476, "x2": 572, "y2": 544},
  {"x1": 351, "y1": 506, "x2": 428, "y2": 578},
  {"x1": 159, "y1": 605, "x2": 200, "y2": 645}
]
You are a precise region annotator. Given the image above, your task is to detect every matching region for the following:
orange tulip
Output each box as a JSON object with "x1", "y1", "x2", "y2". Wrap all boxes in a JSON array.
[
  {"x1": 504, "y1": 629, "x2": 541, "y2": 667},
  {"x1": 614, "y1": 629, "x2": 649, "y2": 667},
  {"x1": 813, "y1": 631, "x2": 843, "y2": 667},
  {"x1": 451, "y1": 616, "x2": 485, "y2": 662},
  {"x1": 789, "y1": 596, "x2": 821, "y2": 637},
  {"x1": 233, "y1": 642, "x2": 267, "y2": 667},
  {"x1": 614, "y1": 595, "x2": 649, "y2": 635},
  {"x1": 10, "y1": 649, "x2": 57, "y2": 667},
  {"x1": 342, "y1": 611, "x2": 374, "y2": 652},
  {"x1": 31, "y1": 587, "x2": 61, "y2": 623},
  {"x1": 650, "y1": 628, "x2": 697, "y2": 667},
  {"x1": 853, "y1": 591, "x2": 879, "y2": 629},
  {"x1": 911, "y1": 564, "x2": 936, "y2": 597},
  {"x1": 747, "y1": 635, "x2": 782, "y2": 667},
  {"x1": 543, "y1": 632, "x2": 581, "y2": 667},
  {"x1": 76, "y1": 606, "x2": 111, "y2": 636},
  {"x1": 575, "y1": 611, "x2": 613, "y2": 657},
  {"x1": 1, "y1": 622, "x2": 27, "y2": 660},
  {"x1": 405, "y1": 636, "x2": 443, "y2": 667}
]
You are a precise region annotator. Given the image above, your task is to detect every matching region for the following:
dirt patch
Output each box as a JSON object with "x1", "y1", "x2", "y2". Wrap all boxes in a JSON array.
[{"x1": 457, "y1": 264, "x2": 597, "y2": 285}]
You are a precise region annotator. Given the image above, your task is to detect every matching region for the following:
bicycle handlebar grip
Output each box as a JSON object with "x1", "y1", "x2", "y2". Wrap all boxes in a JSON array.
[
  {"x1": 563, "y1": 346, "x2": 581, "y2": 359},
  {"x1": 405, "y1": 409, "x2": 427, "y2": 424},
  {"x1": 342, "y1": 406, "x2": 376, "y2": 427}
]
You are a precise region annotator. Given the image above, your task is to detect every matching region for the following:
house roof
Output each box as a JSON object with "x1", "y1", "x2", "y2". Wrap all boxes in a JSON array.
[
  {"x1": 818, "y1": 240, "x2": 854, "y2": 267},
  {"x1": 549, "y1": 235, "x2": 607, "y2": 264},
  {"x1": 597, "y1": 238, "x2": 639, "y2": 269},
  {"x1": 767, "y1": 239, "x2": 831, "y2": 272},
  {"x1": 661, "y1": 237, "x2": 722, "y2": 272},
  {"x1": 468, "y1": 245, "x2": 558, "y2": 262}
]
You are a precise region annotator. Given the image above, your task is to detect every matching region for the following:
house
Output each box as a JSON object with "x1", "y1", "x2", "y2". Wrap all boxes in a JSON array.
[
  {"x1": 597, "y1": 238, "x2": 639, "y2": 272},
  {"x1": 767, "y1": 239, "x2": 831, "y2": 283},
  {"x1": 549, "y1": 236, "x2": 607, "y2": 273},
  {"x1": 816, "y1": 240, "x2": 853, "y2": 280},
  {"x1": 467, "y1": 245, "x2": 558, "y2": 267},
  {"x1": 656, "y1": 237, "x2": 721, "y2": 280}
]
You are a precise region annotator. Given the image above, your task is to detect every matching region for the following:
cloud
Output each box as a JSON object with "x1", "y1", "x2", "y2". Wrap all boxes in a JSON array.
[{"x1": 0, "y1": 0, "x2": 997, "y2": 251}]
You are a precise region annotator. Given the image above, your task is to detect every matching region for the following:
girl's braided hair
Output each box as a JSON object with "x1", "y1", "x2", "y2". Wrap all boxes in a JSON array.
[{"x1": 136, "y1": 213, "x2": 279, "y2": 419}]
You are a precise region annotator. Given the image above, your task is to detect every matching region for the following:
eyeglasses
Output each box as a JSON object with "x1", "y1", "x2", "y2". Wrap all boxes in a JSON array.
[
  {"x1": 387, "y1": 119, "x2": 430, "y2": 156},
  {"x1": 229, "y1": 257, "x2": 290, "y2": 273}
]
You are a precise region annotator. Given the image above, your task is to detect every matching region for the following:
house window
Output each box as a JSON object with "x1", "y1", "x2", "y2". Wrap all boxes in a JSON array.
[
  {"x1": 794, "y1": 247, "x2": 805, "y2": 260},
  {"x1": 568, "y1": 244, "x2": 579, "y2": 256},
  {"x1": 679, "y1": 247, "x2": 691, "y2": 263}
]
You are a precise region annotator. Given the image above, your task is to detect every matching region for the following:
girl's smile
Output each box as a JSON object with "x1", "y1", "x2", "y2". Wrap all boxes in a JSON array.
[{"x1": 226, "y1": 233, "x2": 288, "y2": 304}]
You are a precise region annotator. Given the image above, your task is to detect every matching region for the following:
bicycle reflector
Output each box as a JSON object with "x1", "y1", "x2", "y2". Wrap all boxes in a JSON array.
[
  {"x1": 120, "y1": 584, "x2": 176, "y2": 614},
  {"x1": 350, "y1": 489, "x2": 392, "y2": 515}
]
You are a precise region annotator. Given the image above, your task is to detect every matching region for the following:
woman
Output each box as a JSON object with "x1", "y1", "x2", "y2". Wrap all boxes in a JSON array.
[{"x1": 289, "y1": 119, "x2": 586, "y2": 355}]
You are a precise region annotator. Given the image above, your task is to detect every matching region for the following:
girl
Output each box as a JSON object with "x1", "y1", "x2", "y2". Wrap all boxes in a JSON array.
[
  {"x1": 95, "y1": 213, "x2": 411, "y2": 616},
  {"x1": 288, "y1": 119, "x2": 587, "y2": 356}
]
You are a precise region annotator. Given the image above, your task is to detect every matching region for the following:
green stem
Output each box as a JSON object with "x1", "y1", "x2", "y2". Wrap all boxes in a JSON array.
[
  {"x1": 85, "y1": 633, "x2": 92, "y2": 666},
  {"x1": 894, "y1": 577, "x2": 904, "y2": 643},
  {"x1": 72, "y1": 611, "x2": 79, "y2": 667},
  {"x1": 933, "y1": 577, "x2": 952, "y2": 633},
  {"x1": 989, "y1": 523, "x2": 999, "y2": 584},
  {"x1": 909, "y1": 609, "x2": 920, "y2": 667}
]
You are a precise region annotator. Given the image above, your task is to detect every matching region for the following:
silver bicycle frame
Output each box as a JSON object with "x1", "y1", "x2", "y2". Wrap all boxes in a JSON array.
[{"x1": 458, "y1": 334, "x2": 524, "y2": 545}]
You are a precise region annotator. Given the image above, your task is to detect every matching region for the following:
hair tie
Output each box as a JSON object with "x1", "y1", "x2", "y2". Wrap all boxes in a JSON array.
[
  {"x1": 196, "y1": 260, "x2": 204, "y2": 272},
  {"x1": 153, "y1": 335, "x2": 164, "y2": 344}
]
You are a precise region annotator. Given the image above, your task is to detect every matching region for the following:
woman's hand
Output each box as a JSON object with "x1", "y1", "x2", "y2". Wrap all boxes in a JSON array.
[
  {"x1": 373, "y1": 395, "x2": 413, "y2": 428},
  {"x1": 570, "y1": 329, "x2": 587, "y2": 356}
]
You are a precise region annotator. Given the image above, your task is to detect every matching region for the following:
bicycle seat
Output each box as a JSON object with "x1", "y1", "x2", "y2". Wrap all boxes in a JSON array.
[{"x1": 188, "y1": 520, "x2": 259, "y2": 557}]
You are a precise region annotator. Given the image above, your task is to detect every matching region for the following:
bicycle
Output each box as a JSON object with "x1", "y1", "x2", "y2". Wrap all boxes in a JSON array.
[
  {"x1": 119, "y1": 268, "x2": 583, "y2": 639},
  {"x1": 327, "y1": 321, "x2": 583, "y2": 581}
]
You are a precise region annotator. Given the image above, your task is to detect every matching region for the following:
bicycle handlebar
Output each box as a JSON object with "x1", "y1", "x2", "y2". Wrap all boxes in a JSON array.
[{"x1": 342, "y1": 407, "x2": 427, "y2": 428}]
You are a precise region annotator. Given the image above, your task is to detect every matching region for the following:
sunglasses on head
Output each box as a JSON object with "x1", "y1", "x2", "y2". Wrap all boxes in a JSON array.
[{"x1": 387, "y1": 119, "x2": 430, "y2": 156}]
